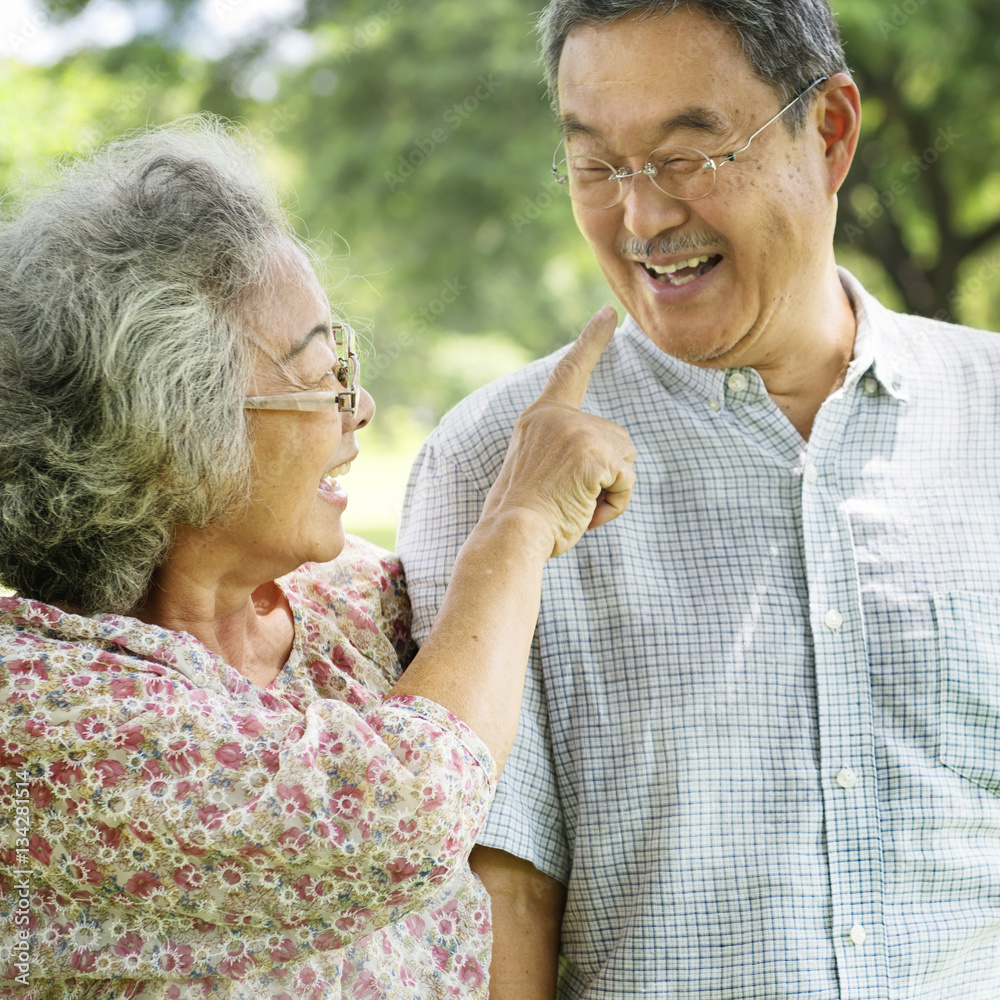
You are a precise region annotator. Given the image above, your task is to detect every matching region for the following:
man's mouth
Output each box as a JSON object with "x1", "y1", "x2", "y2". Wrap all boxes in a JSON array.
[{"x1": 642, "y1": 254, "x2": 722, "y2": 286}]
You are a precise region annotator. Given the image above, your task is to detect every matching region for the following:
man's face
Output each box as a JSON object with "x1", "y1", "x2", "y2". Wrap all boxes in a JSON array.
[{"x1": 557, "y1": 9, "x2": 838, "y2": 368}]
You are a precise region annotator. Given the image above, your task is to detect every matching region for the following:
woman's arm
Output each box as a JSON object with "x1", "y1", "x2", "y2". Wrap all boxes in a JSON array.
[{"x1": 390, "y1": 307, "x2": 635, "y2": 771}]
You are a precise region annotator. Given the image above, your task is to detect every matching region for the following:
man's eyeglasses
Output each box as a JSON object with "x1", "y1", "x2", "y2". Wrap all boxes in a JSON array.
[
  {"x1": 244, "y1": 323, "x2": 359, "y2": 415},
  {"x1": 552, "y1": 77, "x2": 828, "y2": 210}
]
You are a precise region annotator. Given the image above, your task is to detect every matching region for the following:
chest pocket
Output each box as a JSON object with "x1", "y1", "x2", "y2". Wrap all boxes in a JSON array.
[{"x1": 934, "y1": 592, "x2": 1000, "y2": 797}]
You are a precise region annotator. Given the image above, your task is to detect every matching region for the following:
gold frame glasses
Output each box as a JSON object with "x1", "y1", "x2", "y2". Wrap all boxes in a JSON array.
[
  {"x1": 552, "y1": 77, "x2": 828, "y2": 210},
  {"x1": 244, "y1": 323, "x2": 359, "y2": 415}
]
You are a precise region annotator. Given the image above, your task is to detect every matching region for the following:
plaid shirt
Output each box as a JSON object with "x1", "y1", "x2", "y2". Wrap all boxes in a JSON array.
[{"x1": 398, "y1": 271, "x2": 1000, "y2": 999}]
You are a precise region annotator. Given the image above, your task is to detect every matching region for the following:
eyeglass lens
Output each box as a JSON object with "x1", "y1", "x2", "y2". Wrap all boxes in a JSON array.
[{"x1": 555, "y1": 146, "x2": 715, "y2": 209}]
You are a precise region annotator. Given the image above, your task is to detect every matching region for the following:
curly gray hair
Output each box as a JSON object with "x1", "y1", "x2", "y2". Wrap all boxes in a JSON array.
[
  {"x1": 0, "y1": 116, "x2": 296, "y2": 615},
  {"x1": 537, "y1": 0, "x2": 849, "y2": 128}
]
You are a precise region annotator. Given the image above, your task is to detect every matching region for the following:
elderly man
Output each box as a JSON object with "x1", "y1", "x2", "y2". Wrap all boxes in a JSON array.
[{"x1": 398, "y1": 1, "x2": 1000, "y2": 997}]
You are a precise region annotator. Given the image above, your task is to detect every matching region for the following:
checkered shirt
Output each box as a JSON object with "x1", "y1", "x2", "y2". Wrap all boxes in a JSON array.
[{"x1": 397, "y1": 271, "x2": 1000, "y2": 999}]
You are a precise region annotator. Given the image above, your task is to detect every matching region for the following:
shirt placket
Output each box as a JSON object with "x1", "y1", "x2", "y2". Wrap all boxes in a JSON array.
[{"x1": 801, "y1": 381, "x2": 891, "y2": 998}]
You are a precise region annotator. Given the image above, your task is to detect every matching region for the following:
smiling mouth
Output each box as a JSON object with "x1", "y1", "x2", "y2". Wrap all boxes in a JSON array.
[{"x1": 642, "y1": 254, "x2": 722, "y2": 286}]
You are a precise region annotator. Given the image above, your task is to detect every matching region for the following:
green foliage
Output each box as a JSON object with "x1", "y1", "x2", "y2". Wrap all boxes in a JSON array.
[{"x1": 3, "y1": 0, "x2": 998, "y2": 433}]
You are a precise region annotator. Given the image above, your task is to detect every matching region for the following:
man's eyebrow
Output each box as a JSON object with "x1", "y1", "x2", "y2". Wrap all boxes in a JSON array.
[
  {"x1": 557, "y1": 106, "x2": 729, "y2": 142},
  {"x1": 283, "y1": 323, "x2": 330, "y2": 362}
]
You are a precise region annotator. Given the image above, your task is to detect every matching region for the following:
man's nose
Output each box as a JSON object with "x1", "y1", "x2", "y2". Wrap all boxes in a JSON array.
[{"x1": 619, "y1": 174, "x2": 692, "y2": 241}]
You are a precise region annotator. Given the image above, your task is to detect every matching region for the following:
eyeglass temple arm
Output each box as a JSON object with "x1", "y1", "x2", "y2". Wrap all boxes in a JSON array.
[{"x1": 717, "y1": 76, "x2": 829, "y2": 165}]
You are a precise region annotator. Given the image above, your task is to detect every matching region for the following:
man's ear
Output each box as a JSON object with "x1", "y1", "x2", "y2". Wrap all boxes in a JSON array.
[{"x1": 815, "y1": 72, "x2": 861, "y2": 194}]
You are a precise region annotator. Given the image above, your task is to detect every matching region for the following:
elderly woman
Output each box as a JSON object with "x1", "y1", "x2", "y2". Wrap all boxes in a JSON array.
[{"x1": 0, "y1": 118, "x2": 634, "y2": 999}]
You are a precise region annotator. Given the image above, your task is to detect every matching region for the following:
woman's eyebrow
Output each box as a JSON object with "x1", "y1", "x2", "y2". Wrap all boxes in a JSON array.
[{"x1": 283, "y1": 323, "x2": 331, "y2": 361}]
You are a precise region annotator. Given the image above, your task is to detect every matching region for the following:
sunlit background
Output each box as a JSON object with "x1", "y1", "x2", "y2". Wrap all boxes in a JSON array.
[{"x1": 3, "y1": 0, "x2": 999, "y2": 551}]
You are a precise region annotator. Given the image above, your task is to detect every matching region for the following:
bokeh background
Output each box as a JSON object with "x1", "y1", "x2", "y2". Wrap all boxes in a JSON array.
[{"x1": 3, "y1": 0, "x2": 998, "y2": 550}]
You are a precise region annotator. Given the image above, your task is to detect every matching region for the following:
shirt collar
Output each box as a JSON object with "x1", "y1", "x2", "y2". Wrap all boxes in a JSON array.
[{"x1": 619, "y1": 267, "x2": 911, "y2": 405}]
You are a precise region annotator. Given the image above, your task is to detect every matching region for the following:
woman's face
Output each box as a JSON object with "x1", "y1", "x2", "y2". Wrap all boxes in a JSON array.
[{"x1": 222, "y1": 241, "x2": 374, "y2": 578}]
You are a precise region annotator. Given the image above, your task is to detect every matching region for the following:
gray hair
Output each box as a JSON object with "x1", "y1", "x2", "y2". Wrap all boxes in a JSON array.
[
  {"x1": 537, "y1": 0, "x2": 848, "y2": 128},
  {"x1": 0, "y1": 116, "x2": 295, "y2": 615}
]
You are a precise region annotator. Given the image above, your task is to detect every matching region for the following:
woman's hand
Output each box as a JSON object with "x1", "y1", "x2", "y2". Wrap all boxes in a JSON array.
[
  {"x1": 392, "y1": 307, "x2": 636, "y2": 771},
  {"x1": 481, "y1": 305, "x2": 637, "y2": 558}
]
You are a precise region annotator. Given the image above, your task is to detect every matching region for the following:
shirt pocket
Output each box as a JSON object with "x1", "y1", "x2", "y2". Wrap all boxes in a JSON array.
[{"x1": 933, "y1": 591, "x2": 1000, "y2": 797}]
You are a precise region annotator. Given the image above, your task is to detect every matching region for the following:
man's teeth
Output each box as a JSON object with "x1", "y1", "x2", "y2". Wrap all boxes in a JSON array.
[
  {"x1": 646, "y1": 255, "x2": 713, "y2": 276},
  {"x1": 324, "y1": 461, "x2": 352, "y2": 480}
]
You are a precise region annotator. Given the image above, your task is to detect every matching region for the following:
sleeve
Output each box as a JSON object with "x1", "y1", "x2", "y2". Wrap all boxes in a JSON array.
[
  {"x1": 397, "y1": 410, "x2": 571, "y2": 884},
  {"x1": 4, "y1": 639, "x2": 498, "y2": 948}
]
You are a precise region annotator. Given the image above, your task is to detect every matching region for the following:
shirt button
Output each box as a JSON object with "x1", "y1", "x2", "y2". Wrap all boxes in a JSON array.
[
  {"x1": 804, "y1": 464, "x2": 819, "y2": 484},
  {"x1": 836, "y1": 767, "x2": 857, "y2": 789},
  {"x1": 862, "y1": 377, "x2": 879, "y2": 396},
  {"x1": 707, "y1": 396, "x2": 722, "y2": 412},
  {"x1": 727, "y1": 371, "x2": 748, "y2": 394},
  {"x1": 823, "y1": 608, "x2": 844, "y2": 631},
  {"x1": 849, "y1": 923, "x2": 867, "y2": 946}
]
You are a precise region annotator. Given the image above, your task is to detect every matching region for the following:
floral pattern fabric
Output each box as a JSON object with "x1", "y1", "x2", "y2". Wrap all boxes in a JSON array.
[{"x1": 0, "y1": 536, "x2": 495, "y2": 998}]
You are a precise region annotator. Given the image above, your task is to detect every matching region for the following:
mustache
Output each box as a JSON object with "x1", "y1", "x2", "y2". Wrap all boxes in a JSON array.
[{"x1": 618, "y1": 232, "x2": 731, "y2": 258}]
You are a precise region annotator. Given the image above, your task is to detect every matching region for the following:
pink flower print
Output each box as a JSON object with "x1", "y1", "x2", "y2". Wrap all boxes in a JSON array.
[
  {"x1": 191, "y1": 917, "x2": 214, "y2": 933},
  {"x1": 112, "y1": 724, "x2": 144, "y2": 750},
  {"x1": 177, "y1": 836, "x2": 207, "y2": 857},
  {"x1": 196, "y1": 803, "x2": 225, "y2": 830},
  {"x1": 433, "y1": 900, "x2": 459, "y2": 936},
  {"x1": 329, "y1": 785, "x2": 363, "y2": 819},
  {"x1": 446, "y1": 747, "x2": 466, "y2": 775},
  {"x1": 163, "y1": 739, "x2": 202, "y2": 776},
  {"x1": 234, "y1": 713, "x2": 265, "y2": 737},
  {"x1": 161, "y1": 943, "x2": 194, "y2": 976},
  {"x1": 217, "y1": 947, "x2": 255, "y2": 978},
  {"x1": 354, "y1": 971, "x2": 383, "y2": 1000},
  {"x1": 173, "y1": 864, "x2": 204, "y2": 892},
  {"x1": 108, "y1": 677, "x2": 138, "y2": 699},
  {"x1": 277, "y1": 827, "x2": 308, "y2": 853},
  {"x1": 365, "y1": 757, "x2": 388, "y2": 786},
  {"x1": 141, "y1": 759, "x2": 166, "y2": 781},
  {"x1": 48, "y1": 758, "x2": 82, "y2": 786},
  {"x1": 70, "y1": 948, "x2": 98, "y2": 974},
  {"x1": 7, "y1": 658, "x2": 47, "y2": 681},
  {"x1": 457, "y1": 955, "x2": 485, "y2": 988},
  {"x1": 214, "y1": 742, "x2": 245, "y2": 770},
  {"x1": 144, "y1": 676, "x2": 174, "y2": 697},
  {"x1": 420, "y1": 783, "x2": 446, "y2": 812},
  {"x1": 405, "y1": 914, "x2": 426, "y2": 937},
  {"x1": 313, "y1": 930, "x2": 342, "y2": 951},
  {"x1": 28, "y1": 782, "x2": 51, "y2": 810},
  {"x1": 70, "y1": 853, "x2": 104, "y2": 886},
  {"x1": 431, "y1": 944, "x2": 450, "y2": 972},
  {"x1": 94, "y1": 821, "x2": 122, "y2": 849},
  {"x1": 295, "y1": 966, "x2": 318, "y2": 986},
  {"x1": 114, "y1": 931, "x2": 144, "y2": 958},
  {"x1": 400, "y1": 966, "x2": 417, "y2": 988},
  {"x1": 277, "y1": 783, "x2": 310, "y2": 816},
  {"x1": 345, "y1": 603, "x2": 378, "y2": 634},
  {"x1": 393, "y1": 818, "x2": 420, "y2": 842},
  {"x1": 260, "y1": 746, "x2": 281, "y2": 773},
  {"x1": 129, "y1": 818, "x2": 156, "y2": 844},
  {"x1": 218, "y1": 862, "x2": 243, "y2": 887},
  {"x1": 125, "y1": 870, "x2": 161, "y2": 899},
  {"x1": 473, "y1": 906, "x2": 491, "y2": 935},
  {"x1": 29, "y1": 833, "x2": 52, "y2": 866},
  {"x1": 94, "y1": 759, "x2": 126, "y2": 787},
  {"x1": 385, "y1": 857, "x2": 420, "y2": 883},
  {"x1": 268, "y1": 938, "x2": 299, "y2": 963},
  {"x1": 24, "y1": 717, "x2": 49, "y2": 737}
]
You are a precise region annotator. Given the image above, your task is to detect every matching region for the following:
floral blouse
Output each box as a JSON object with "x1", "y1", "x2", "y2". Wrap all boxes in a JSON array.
[{"x1": 0, "y1": 536, "x2": 496, "y2": 999}]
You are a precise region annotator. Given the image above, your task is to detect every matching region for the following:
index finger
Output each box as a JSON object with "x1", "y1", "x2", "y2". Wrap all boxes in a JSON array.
[{"x1": 537, "y1": 305, "x2": 618, "y2": 409}]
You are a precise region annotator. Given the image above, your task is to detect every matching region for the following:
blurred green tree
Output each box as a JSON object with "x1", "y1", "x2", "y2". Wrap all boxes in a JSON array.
[{"x1": 4, "y1": 0, "x2": 999, "y2": 427}]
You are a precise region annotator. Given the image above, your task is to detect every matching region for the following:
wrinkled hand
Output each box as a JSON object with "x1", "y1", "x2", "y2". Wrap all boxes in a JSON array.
[{"x1": 482, "y1": 306, "x2": 637, "y2": 559}]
